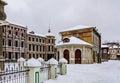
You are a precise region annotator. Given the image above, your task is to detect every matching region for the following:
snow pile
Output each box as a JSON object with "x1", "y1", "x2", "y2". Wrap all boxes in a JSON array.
[
  {"x1": 24, "y1": 58, "x2": 41, "y2": 67},
  {"x1": 37, "y1": 57, "x2": 44, "y2": 63},
  {"x1": 44, "y1": 60, "x2": 120, "y2": 83},
  {"x1": 59, "y1": 58, "x2": 68, "y2": 63},
  {"x1": 17, "y1": 57, "x2": 25, "y2": 62},
  {"x1": 46, "y1": 58, "x2": 58, "y2": 65}
]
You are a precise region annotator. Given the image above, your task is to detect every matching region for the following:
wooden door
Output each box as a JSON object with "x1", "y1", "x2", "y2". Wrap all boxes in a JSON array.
[
  {"x1": 75, "y1": 49, "x2": 81, "y2": 64},
  {"x1": 64, "y1": 49, "x2": 69, "y2": 64}
]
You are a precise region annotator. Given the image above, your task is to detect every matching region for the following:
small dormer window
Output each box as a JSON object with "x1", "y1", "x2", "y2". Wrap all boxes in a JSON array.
[{"x1": 63, "y1": 38, "x2": 70, "y2": 43}]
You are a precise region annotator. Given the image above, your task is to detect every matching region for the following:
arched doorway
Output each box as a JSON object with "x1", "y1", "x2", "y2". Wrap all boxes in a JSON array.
[
  {"x1": 63, "y1": 49, "x2": 69, "y2": 64},
  {"x1": 75, "y1": 49, "x2": 81, "y2": 64}
]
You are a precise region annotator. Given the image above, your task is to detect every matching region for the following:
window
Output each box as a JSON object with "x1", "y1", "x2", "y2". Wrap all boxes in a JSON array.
[
  {"x1": 29, "y1": 54, "x2": 31, "y2": 58},
  {"x1": 33, "y1": 45, "x2": 35, "y2": 51},
  {"x1": 36, "y1": 38, "x2": 38, "y2": 42},
  {"x1": 2, "y1": 27, "x2": 5, "y2": 32},
  {"x1": 8, "y1": 39, "x2": 12, "y2": 46},
  {"x1": 3, "y1": 52, "x2": 5, "y2": 58},
  {"x1": 29, "y1": 37, "x2": 31, "y2": 41},
  {"x1": 15, "y1": 32, "x2": 18, "y2": 36},
  {"x1": 52, "y1": 39, "x2": 54, "y2": 44},
  {"x1": 8, "y1": 52, "x2": 12, "y2": 59},
  {"x1": 43, "y1": 46, "x2": 45, "y2": 51},
  {"x1": 39, "y1": 39, "x2": 41, "y2": 42},
  {"x1": 33, "y1": 54, "x2": 35, "y2": 58},
  {"x1": 32, "y1": 38, "x2": 34, "y2": 41},
  {"x1": 117, "y1": 50, "x2": 120, "y2": 53},
  {"x1": 29, "y1": 44, "x2": 31, "y2": 51},
  {"x1": 48, "y1": 46, "x2": 50, "y2": 52},
  {"x1": 40, "y1": 54, "x2": 41, "y2": 57},
  {"x1": 52, "y1": 46, "x2": 54, "y2": 51},
  {"x1": 8, "y1": 30, "x2": 11, "y2": 34},
  {"x1": 15, "y1": 53, "x2": 18, "y2": 59},
  {"x1": 48, "y1": 39, "x2": 50, "y2": 43},
  {"x1": 43, "y1": 39, "x2": 44, "y2": 43},
  {"x1": 3, "y1": 39, "x2": 5, "y2": 45},
  {"x1": 21, "y1": 33, "x2": 24, "y2": 37},
  {"x1": 39, "y1": 46, "x2": 41, "y2": 51},
  {"x1": 36, "y1": 54, "x2": 38, "y2": 58},
  {"x1": 63, "y1": 38, "x2": 70, "y2": 43},
  {"x1": 36, "y1": 45, "x2": 38, "y2": 51},
  {"x1": 15, "y1": 41, "x2": 18, "y2": 47},
  {"x1": 21, "y1": 41, "x2": 24, "y2": 47}
]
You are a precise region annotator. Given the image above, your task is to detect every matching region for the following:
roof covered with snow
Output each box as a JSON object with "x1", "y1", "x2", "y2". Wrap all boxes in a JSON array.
[
  {"x1": 45, "y1": 32, "x2": 55, "y2": 37},
  {"x1": 56, "y1": 36, "x2": 92, "y2": 46},
  {"x1": 59, "y1": 58, "x2": 68, "y2": 63},
  {"x1": 0, "y1": 20, "x2": 9, "y2": 26},
  {"x1": 113, "y1": 46, "x2": 119, "y2": 48},
  {"x1": 28, "y1": 31, "x2": 45, "y2": 37},
  {"x1": 109, "y1": 45, "x2": 119, "y2": 49},
  {"x1": 46, "y1": 58, "x2": 58, "y2": 65},
  {"x1": 17, "y1": 57, "x2": 26, "y2": 62},
  {"x1": 24, "y1": 58, "x2": 41, "y2": 67},
  {"x1": 101, "y1": 45, "x2": 109, "y2": 48},
  {"x1": 60, "y1": 25, "x2": 95, "y2": 32}
]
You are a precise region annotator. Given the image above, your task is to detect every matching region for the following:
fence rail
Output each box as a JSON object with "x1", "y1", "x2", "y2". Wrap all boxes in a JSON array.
[
  {"x1": 0, "y1": 69, "x2": 29, "y2": 83},
  {"x1": 0, "y1": 58, "x2": 67, "y2": 83}
]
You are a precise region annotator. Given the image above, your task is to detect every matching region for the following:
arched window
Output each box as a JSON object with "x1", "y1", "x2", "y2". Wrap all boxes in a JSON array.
[{"x1": 63, "y1": 38, "x2": 70, "y2": 43}]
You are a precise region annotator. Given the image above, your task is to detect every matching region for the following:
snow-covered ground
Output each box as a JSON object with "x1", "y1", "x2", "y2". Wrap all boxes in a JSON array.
[{"x1": 45, "y1": 60, "x2": 120, "y2": 83}]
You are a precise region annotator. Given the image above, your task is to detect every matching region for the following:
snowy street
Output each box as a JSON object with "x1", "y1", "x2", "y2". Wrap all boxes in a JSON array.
[{"x1": 45, "y1": 60, "x2": 120, "y2": 83}]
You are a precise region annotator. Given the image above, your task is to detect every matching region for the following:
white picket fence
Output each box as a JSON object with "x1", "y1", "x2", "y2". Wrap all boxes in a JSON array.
[{"x1": 0, "y1": 62, "x2": 61, "y2": 83}]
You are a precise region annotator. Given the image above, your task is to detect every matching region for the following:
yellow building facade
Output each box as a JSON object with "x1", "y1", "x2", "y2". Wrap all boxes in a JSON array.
[{"x1": 58, "y1": 25, "x2": 101, "y2": 63}]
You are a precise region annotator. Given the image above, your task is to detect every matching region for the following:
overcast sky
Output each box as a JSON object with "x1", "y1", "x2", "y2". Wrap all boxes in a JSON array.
[{"x1": 4, "y1": 0, "x2": 120, "y2": 43}]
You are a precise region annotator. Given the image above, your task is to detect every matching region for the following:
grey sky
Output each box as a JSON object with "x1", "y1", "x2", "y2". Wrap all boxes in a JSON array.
[{"x1": 4, "y1": 0, "x2": 120, "y2": 43}]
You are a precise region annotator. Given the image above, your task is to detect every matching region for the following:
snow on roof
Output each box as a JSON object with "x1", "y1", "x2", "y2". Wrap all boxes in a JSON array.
[
  {"x1": 109, "y1": 45, "x2": 119, "y2": 49},
  {"x1": 0, "y1": 20, "x2": 9, "y2": 26},
  {"x1": 46, "y1": 58, "x2": 58, "y2": 65},
  {"x1": 45, "y1": 32, "x2": 55, "y2": 37},
  {"x1": 59, "y1": 58, "x2": 68, "y2": 63},
  {"x1": 113, "y1": 46, "x2": 118, "y2": 48},
  {"x1": 28, "y1": 32, "x2": 46, "y2": 37},
  {"x1": 56, "y1": 36, "x2": 92, "y2": 46},
  {"x1": 37, "y1": 57, "x2": 44, "y2": 63},
  {"x1": 101, "y1": 45, "x2": 109, "y2": 48},
  {"x1": 60, "y1": 25, "x2": 95, "y2": 32},
  {"x1": 17, "y1": 57, "x2": 26, "y2": 62},
  {"x1": 24, "y1": 58, "x2": 41, "y2": 67}
]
